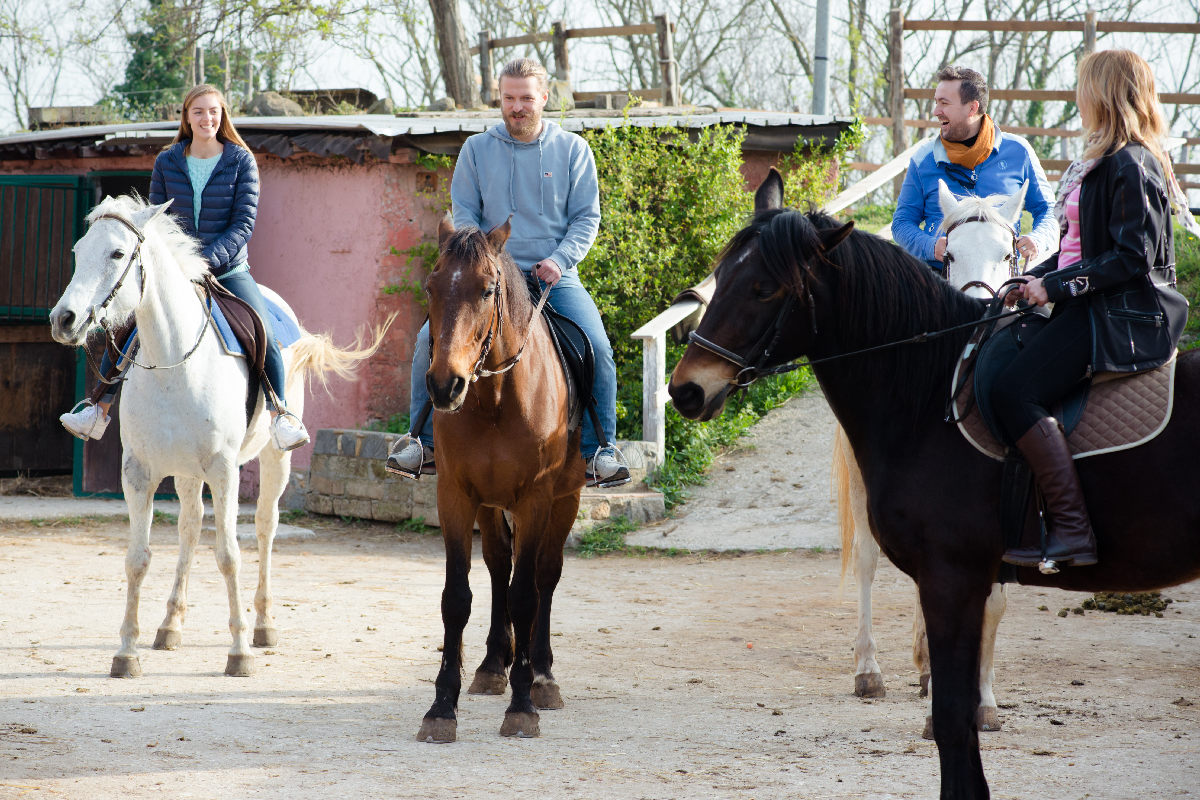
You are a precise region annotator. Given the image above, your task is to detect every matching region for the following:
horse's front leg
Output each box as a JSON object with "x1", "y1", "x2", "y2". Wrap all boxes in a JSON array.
[
  {"x1": 499, "y1": 504, "x2": 552, "y2": 738},
  {"x1": 417, "y1": 497, "x2": 478, "y2": 743},
  {"x1": 208, "y1": 464, "x2": 253, "y2": 676},
  {"x1": 919, "y1": 569, "x2": 991, "y2": 800},
  {"x1": 152, "y1": 475, "x2": 204, "y2": 651},
  {"x1": 528, "y1": 492, "x2": 579, "y2": 711},
  {"x1": 252, "y1": 447, "x2": 290, "y2": 647},
  {"x1": 468, "y1": 507, "x2": 513, "y2": 696},
  {"x1": 112, "y1": 454, "x2": 157, "y2": 678}
]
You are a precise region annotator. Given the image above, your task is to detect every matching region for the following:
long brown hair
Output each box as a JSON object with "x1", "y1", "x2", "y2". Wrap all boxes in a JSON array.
[
  {"x1": 172, "y1": 84, "x2": 249, "y2": 150},
  {"x1": 1077, "y1": 49, "x2": 1169, "y2": 175}
]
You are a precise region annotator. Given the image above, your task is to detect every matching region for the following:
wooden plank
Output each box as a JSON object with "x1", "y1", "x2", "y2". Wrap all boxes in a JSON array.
[
  {"x1": 567, "y1": 24, "x2": 656, "y2": 39},
  {"x1": 826, "y1": 131, "x2": 938, "y2": 215},
  {"x1": 904, "y1": 19, "x2": 1084, "y2": 32},
  {"x1": 905, "y1": 88, "x2": 1200, "y2": 104},
  {"x1": 864, "y1": 116, "x2": 1083, "y2": 138}
]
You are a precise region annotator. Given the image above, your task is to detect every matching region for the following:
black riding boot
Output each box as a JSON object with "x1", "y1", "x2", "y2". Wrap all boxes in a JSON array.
[{"x1": 1002, "y1": 417, "x2": 1098, "y2": 571}]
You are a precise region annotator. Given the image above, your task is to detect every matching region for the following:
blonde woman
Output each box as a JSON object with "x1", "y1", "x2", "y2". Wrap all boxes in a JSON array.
[
  {"x1": 61, "y1": 84, "x2": 309, "y2": 451},
  {"x1": 995, "y1": 50, "x2": 1190, "y2": 571}
]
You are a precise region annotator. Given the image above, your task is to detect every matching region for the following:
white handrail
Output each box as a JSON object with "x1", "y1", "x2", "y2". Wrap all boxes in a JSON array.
[{"x1": 631, "y1": 132, "x2": 936, "y2": 467}]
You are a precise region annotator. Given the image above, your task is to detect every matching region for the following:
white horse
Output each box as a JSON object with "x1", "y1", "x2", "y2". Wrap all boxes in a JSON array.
[
  {"x1": 49, "y1": 195, "x2": 390, "y2": 678},
  {"x1": 835, "y1": 180, "x2": 1032, "y2": 737}
]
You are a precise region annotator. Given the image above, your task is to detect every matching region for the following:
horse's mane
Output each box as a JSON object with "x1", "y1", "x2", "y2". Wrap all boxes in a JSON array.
[
  {"x1": 87, "y1": 195, "x2": 210, "y2": 283},
  {"x1": 741, "y1": 208, "x2": 985, "y2": 416},
  {"x1": 941, "y1": 192, "x2": 1015, "y2": 230},
  {"x1": 440, "y1": 227, "x2": 534, "y2": 326}
]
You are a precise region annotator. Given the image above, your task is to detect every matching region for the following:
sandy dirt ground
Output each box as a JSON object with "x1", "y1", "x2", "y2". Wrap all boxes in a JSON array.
[{"x1": 1, "y1": 509, "x2": 1198, "y2": 800}]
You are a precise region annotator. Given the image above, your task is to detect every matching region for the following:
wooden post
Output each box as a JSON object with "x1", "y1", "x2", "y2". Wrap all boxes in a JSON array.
[
  {"x1": 478, "y1": 30, "x2": 495, "y2": 106},
  {"x1": 246, "y1": 60, "x2": 254, "y2": 104},
  {"x1": 552, "y1": 20, "x2": 570, "y2": 83},
  {"x1": 1084, "y1": 9, "x2": 1096, "y2": 53},
  {"x1": 222, "y1": 48, "x2": 231, "y2": 96},
  {"x1": 655, "y1": 12, "x2": 680, "y2": 107},
  {"x1": 889, "y1": 5, "x2": 906, "y2": 199},
  {"x1": 195, "y1": 45, "x2": 205, "y2": 85}
]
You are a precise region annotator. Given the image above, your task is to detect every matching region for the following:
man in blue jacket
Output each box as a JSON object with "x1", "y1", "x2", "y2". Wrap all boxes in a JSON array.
[
  {"x1": 892, "y1": 65, "x2": 1058, "y2": 272},
  {"x1": 388, "y1": 57, "x2": 630, "y2": 487}
]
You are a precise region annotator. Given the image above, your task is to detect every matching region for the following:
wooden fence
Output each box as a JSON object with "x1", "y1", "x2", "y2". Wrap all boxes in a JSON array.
[
  {"x1": 861, "y1": 14, "x2": 1200, "y2": 192},
  {"x1": 471, "y1": 14, "x2": 680, "y2": 108}
]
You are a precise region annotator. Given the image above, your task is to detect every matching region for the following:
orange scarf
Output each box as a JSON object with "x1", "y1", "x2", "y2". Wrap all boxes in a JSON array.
[{"x1": 942, "y1": 115, "x2": 995, "y2": 169}]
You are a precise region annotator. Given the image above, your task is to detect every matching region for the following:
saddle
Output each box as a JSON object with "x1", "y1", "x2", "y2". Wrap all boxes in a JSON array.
[
  {"x1": 202, "y1": 274, "x2": 268, "y2": 423},
  {"x1": 950, "y1": 309, "x2": 1177, "y2": 461},
  {"x1": 523, "y1": 274, "x2": 598, "y2": 436}
]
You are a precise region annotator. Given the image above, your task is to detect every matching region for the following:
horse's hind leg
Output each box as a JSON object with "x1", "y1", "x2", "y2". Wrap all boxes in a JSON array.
[
  {"x1": 153, "y1": 475, "x2": 204, "y2": 651},
  {"x1": 251, "y1": 447, "x2": 290, "y2": 647},
  {"x1": 468, "y1": 508, "x2": 513, "y2": 696},
  {"x1": 208, "y1": 465, "x2": 253, "y2": 676},
  {"x1": 528, "y1": 494, "x2": 578, "y2": 711},
  {"x1": 853, "y1": 521, "x2": 885, "y2": 698},
  {"x1": 112, "y1": 455, "x2": 157, "y2": 678}
]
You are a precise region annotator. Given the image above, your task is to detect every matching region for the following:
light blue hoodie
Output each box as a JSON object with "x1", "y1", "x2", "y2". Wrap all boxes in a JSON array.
[{"x1": 451, "y1": 120, "x2": 601, "y2": 271}]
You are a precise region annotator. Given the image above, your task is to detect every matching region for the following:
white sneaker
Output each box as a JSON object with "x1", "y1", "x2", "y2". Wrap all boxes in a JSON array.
[
  {"x1": 385, "y1": 435, "x2": 435, "y2": 479},
  {"x1": 60, "y1": 402, "x2": 110, "y2": 441},
  {"x1": 271, "y1": 413, "x2": 310, "y2": 451},
  {"x1": 586, "y1": 445, "x2": 631, "y2": 488}
]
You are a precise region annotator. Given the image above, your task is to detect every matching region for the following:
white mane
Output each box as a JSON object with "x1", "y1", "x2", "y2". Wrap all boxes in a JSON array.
[
  {"x1": 86, "y1": 194, "x2": 211, "y2": 283},
  {"x1": 941, "y1": 192, "x2": 1015, "y2": 230}
]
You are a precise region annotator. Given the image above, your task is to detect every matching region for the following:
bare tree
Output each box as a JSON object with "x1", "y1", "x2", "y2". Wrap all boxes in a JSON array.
[{"x1": 429, "y1": 0, "x2": 482, "y2": 107}]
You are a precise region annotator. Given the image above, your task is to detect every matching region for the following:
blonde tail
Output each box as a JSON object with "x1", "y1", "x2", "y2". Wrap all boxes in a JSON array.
[
  {"x1": 288, "y1": 312, "x2": 398, "y2": 393},
  {"x1": 833, "y1": 425, "x2": 857, "y2": 584}
]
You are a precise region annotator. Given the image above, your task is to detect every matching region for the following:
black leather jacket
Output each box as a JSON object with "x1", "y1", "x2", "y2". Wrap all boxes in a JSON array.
[{"x1": 1029, "y1": 143, "x2": 1187, "y2": 373}]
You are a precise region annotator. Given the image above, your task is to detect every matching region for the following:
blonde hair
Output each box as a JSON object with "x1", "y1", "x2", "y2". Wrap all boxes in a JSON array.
[
  {"x1": 173, "y1": 84, "x2": 250, "y2": 150},
  {"x1": 1077, "y1": 50, "x2": 1169, "y2": 175},
  {"x1": 498, "y1": 58, "x2": 549, "y2": 93}
]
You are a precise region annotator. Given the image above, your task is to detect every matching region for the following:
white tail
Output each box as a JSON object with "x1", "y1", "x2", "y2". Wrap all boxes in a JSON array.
[{"x1": 287, "y1": 312, "x2": 397, "y2": 393}]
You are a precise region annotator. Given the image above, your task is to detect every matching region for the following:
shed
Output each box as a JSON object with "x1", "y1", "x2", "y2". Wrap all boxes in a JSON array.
[{"x1": 0, "y1": 108, "x2": 853, "y2": 499}]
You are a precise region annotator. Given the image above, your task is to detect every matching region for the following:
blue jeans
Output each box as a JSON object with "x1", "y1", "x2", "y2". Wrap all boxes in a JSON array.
[
  {"x1": 409, "y1": 268, "x2": 617, "y2": 457},
  {"x1": 98, "y1": 271, "x2": 288, "y2": 409}
]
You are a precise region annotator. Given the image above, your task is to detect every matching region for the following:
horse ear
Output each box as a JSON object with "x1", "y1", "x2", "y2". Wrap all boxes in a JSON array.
[
  {"x1": 999, "y1": 180, "x2": 1029, "y2": 226},
  {"x1": 755, "y1": 168, "x2": 784, "y2": 213},
  {"x1": 818, "y1": 221, "x2": 855, "y2": 252},
  {"x1": 937, "y1": 179, "x2": 958, "y2": 218},
  {"x1": 437, "y1": 214, "x2": 454, "y2": 249},
  {"x1": 486, "y1": 217, "x2": 512, "y2": 251},
  {"x1": 130, "y1": 200, "x2": 173, "y2": 230}
]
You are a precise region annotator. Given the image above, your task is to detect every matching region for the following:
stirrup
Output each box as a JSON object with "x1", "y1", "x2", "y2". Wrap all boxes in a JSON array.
[
  {"x1": 386, "y1": 433, "x2": 431, "y2": 480},
  {"x1": 586, "y1": 443, "x2": 631, "y2": 489}
]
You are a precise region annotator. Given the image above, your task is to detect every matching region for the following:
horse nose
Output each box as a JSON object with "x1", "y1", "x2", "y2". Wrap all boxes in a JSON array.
[
  {"x1": 668, "y1": 380, "x2": 705, "y2": 419},
  {"x1": 49, "y1": 308, "x2": 75, "y2": 341},
  {"x1": 427, "y1": 373, "x2": 468, "y2": 411}
]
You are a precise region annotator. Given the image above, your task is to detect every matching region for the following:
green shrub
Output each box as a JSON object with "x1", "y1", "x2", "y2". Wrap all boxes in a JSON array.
[{"x1": 1174, "y1": 226, "x2": 1200, "y2": 351}]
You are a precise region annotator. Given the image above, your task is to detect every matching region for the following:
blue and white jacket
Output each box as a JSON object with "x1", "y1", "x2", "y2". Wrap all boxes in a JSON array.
[
  {"x1": 892, "y1": 120, "x2": 1058, "y2": 271},
  {"x1": 451, "y1": 120, "x2": 600, "y2": 271},
  {"x1": 149, "y1": 140, "x2": 259, "y2": 277}
]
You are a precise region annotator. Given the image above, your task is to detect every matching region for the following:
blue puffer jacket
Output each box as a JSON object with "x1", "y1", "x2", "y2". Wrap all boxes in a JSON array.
[{"x1": 149, "y1": 140, "x2": 259, "y2": 276}]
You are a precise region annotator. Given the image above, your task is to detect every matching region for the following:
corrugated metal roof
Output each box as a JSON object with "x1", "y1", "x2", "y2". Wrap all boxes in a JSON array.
[{"x1": 0, "y1": 109, "x2": 852, "y2": 147}]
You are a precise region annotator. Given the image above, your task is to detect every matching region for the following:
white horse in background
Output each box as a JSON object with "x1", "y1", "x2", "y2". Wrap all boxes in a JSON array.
[
  {"x1": 835, "y1": 180, "x2": 1032, "y2": 737},
  {"x1": 50, "y1": 195, "x2": 391, "y2": 678}
]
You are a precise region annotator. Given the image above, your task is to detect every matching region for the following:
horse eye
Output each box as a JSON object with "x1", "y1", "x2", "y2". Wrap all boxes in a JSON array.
[
  {"x1": 752, "y1": 281, "x2": 777, "y2": 301},
  {"x1": 111, "y1": 249, "x2": 125, "y2": 260},
  {"x1": 482, "y1": 284, "x2": 497, "y2": 299}
]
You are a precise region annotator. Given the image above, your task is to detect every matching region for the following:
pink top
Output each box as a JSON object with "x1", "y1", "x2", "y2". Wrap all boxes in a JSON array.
[{"x1": 1057, "y1": 183, "x2": 1083, "y2": 269}]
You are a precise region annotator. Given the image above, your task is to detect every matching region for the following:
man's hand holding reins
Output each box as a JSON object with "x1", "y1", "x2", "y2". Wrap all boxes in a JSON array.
[{"x1": 533, "y1": 257, "x2": 562, "y2": 286}]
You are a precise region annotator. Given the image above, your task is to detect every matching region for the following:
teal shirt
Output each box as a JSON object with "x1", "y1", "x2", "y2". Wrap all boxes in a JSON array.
[{"x1": 187, "y1": 151, "x2": 248, "y2": 278}]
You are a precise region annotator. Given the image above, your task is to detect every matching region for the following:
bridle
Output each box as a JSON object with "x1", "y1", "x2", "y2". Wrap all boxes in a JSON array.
[
  {"x1": 460, "y1": 261, "x2": 552, "y2": 383},
  {"x1": 82, "y1": 212, "x2": 211, "y2": 381},
  {"x1": 941, "y1": 213, "x2": 1021, "y2": 297}
]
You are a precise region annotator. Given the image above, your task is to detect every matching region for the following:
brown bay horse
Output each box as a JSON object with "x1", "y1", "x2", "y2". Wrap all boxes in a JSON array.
[
  {"x1": 416, "y1": 218, "x2": 586, "y2": 743},
  {"x1": 668, "y1": 169, "x2": 1200, "y2": 799}
]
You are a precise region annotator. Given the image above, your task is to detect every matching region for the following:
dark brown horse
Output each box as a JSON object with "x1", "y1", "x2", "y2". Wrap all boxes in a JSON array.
[
  {"x1": 668, "y1": 169, "x2": 1200, "y2": 798},
  {"x1": 416, "y1": 217, "x2": 586, "y2": 743}
]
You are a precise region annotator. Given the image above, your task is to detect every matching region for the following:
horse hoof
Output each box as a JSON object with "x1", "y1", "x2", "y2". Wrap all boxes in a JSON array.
[
  {"x1": 416, "y1": 717, "x2": 457, "y2": 743},
  {"x1": 468, "y1": 669, "x2": 508, "y2": 695},
  {"x1": 854, "y1": 673, "x2": 886, "y2": 698},
  {"x1": 922, "y1": 716, "x2": 934, "y2": 741},
  {"x1": 110, "y1": 655, "x2": 142, "y2": 678},
  {"x1": 152, "y1": 628, "x2": 181, "y2": 650},
  {"x1": 531, "y1": 681, "x2": 564, "y2": 710},
  {"x1": 977, "y1": 706, "x2": 1002, "y2": 732},
  {"x1": 253, "y1": 627, "x2": 279, "y2": 648},
  {"x1": 919, "y1": 672, "x2": 931, "y2": 698},
  {"x1": 224, "y1": 654, "x2": 255, "y2": 677},
  {"x1": 500, "y1": 711, "x2": 540, "y2": 738}
]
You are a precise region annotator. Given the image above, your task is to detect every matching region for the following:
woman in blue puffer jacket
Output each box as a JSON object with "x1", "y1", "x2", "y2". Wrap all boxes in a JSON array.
[{"x1": 60, "y1": 84, "x2": 309, "y2": 451}]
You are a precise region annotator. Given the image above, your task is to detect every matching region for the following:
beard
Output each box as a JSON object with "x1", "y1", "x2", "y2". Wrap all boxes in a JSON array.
[{"x1": 503, "y1": 108, "x2": 542, "y2": 140}]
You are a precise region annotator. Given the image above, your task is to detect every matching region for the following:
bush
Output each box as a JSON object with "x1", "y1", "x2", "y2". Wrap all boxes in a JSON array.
[{"x1": 1174, "y1": 225, "x2": 1200, "y2": 350}]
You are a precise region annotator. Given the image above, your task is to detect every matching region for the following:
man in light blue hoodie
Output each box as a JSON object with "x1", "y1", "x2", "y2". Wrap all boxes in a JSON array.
[{"x1": 388, "y1": 57, "x2": 630, "y2": 488}]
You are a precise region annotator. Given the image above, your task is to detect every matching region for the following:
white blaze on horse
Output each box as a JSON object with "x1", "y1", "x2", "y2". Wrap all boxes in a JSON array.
[
  {"x1": 49, "y1": 195, "x2": 390, "y2": 678},
  {"x1": 835, "y1": 179, "x2": 1031, "y2": 736}
]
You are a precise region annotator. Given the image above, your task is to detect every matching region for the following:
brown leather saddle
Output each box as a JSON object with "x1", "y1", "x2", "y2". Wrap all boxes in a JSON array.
[{"x1": 201, "y1": 274, "x2": 274, "y2": 421}]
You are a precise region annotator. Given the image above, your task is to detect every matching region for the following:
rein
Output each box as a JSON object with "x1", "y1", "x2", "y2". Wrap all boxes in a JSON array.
[
  {"x1": 470, "y1": 267, "x2": 552, "y2": 382},
  {"x1": 83, "y1": 212, "x2": 212, "y2": 381},
  {"x1": 690, "y1": 284, "x2": 1036, "y2": 389}
]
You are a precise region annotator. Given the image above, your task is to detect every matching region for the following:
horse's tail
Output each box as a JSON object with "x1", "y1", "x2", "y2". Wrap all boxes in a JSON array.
[
  {"x1": 833, "y1": 426, "x2": 857, "y2": 584},
  {"x1": 288, "y1": 312, "x2": 398, "y2": 393}
]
